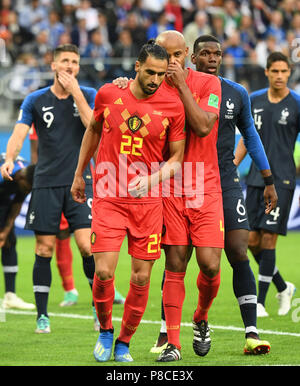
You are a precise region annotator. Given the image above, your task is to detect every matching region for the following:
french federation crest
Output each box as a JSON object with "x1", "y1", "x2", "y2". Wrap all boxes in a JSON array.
[
  {"x1": 128, "y1": 115, "x2": 142, "y2": 133},
  {"x1": 278, "y1": 108, "x2": 289, "y2": 125}
]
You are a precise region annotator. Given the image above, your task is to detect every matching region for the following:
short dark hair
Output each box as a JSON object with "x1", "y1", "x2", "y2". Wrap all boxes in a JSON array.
[
  {"x1": 266, "y1": 51, "x2": 290, "y2": 69},
  {"x1": 137, "y1": 39, "x2": 169, "y2": 64},
  {"x1": 53, "y1": 44, "x2": 80, "y2": 60},
  {"x1": 193, "y1": 35, "x2": 221, "y2": 54}
]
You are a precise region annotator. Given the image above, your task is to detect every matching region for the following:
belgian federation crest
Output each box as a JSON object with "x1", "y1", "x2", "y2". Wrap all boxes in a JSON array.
[
  {"x1": 91, "y1": 232, "x2": 96, "y2": 245},
  {"x1": 128, "y1": 115, "x2": 142, "y2": 133}
]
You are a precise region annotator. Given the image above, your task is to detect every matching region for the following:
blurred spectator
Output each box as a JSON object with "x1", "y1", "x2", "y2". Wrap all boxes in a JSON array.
[
  {"x1": 239, "y1": 14, "x2": 257, "y2": 51},
  {"x1": 30, "y1": 29, "x2": 52, "y2": 58},
  {"x1": 211, "y1": 13, "x2": 228, "y2": 45},
  {"x1": 249, "y1": 0, "x2": 272, "y2": 39},
  {"x1": 57, "y1": 31, "x2": 72, "y2": 45},
  {"x1": 18, "y1": 0, "x2": 48, "y2": 35},
  {"x1": 71, "y1": 17, "x2": 89, "y2": 55},
  {"x1": 82, "y1": 28, "x2": 111, "y2": 87},
  {"x1": 38, "y1": 49, "x2": 53, "y2": 88},
  {"x1": 146, "y1": 10, "x2": 174, "y2": 40},
  {"x1": 75, "y1": 0, "x2": 99, "y2": 31},
  {"x1": 183, "y1": 11, "x2": 211, "y2": 54},
  {"x1": 9, "y1": 53, "x2": 41, "y2": 96},
  {"x1": 97, "y1": 11, "x2": 113, "y2": 51},
  {"x1": 141, "y1": 0, "x2": 166, "y2": 21},
  {"x1": 115, "y1": 0, "x2": 134, "y2": 31},
  {"x1": 266, "y1": 10, "x2": 286, "y2": 46},
  {"x1": 165, "y1": 0, "x2": 183, "y2": 32},
  {"x1": 112, "y1": 28, "x2": 138, "y2": 79},
  {"x1": 255, "y1": 34, "x2": 280, "y2": 68},
  {"x1": 244, "y1": 49, "x2": 268, "y2": 91},
  {"x1": 124, "y1": 11, "x2": 147, "y2": 49},
  {"x1": 224, "y1": 29, "x2": 248, "y2": 70},
  {"x1": 279, "y1": 0, "x2": 297, "y2": 31},
  {"x1": 220, "y1": 52, "x2": 238, "y2": 82},
  {"x1": 5, "y1": 10, "x2": 34, "y2": 59},
  {"x1": 291, "y1": 12, "x2": 300, "y2": 39},
  {"x1": 222, "y1": 0, "x2": 241, "y2": 37},
  {"x1": 0, "y1": 0, "x2": 11, "y2": 27},
  {"x1": 38, "y1": 9, "x2": 66, "y2": 48},
  {"x1": 61, "y1": 0, "x2": 78, "y2": 30}
]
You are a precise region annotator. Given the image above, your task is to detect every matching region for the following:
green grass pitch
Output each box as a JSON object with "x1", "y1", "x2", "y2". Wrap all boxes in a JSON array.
[{"x1": 1, "y1": 232, "x2": 300, "y2": 367}]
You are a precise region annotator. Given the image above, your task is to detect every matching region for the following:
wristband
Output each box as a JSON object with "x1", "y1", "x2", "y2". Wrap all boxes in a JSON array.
[{"x1": 263, "y1": 175, "x2": 274, "y2": 186}]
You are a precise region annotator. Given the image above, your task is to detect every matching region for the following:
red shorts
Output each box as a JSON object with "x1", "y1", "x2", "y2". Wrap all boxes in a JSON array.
[
  {"x1": 162, "y1": 193, "x2": 224, "y2": 248},
  {"x1": 91, "y1": 198, "x2": 163, "y2": 260},
  {"x1": 59, "y1": 213, "x2": 69, "y2": 231}
]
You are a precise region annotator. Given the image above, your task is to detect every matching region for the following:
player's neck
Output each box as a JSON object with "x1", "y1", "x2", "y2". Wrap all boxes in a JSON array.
[
  {"x1": 130, "y1": 80, "x2": 151, "y2": 100},
  {"x1": 268, "y1": 86, "x2": 289, "y2": 103}
]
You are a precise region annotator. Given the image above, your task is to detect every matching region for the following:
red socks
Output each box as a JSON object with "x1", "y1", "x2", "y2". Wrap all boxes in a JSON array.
[
  {"x1": 193, "y1": 270, "x2": 221, "y2": 322},
  {"x1": 118, "y1": 281, "x2": 150, "y2": 344},
  {"x1": 163, "y1": 270, "x2": 186, "y2": 349},
  {"x1": 55, "y1": 237, "x2": 75, "y2": 291},
  {"x1": 92, "y1": 274, "x2": 115, "y2": 330}
]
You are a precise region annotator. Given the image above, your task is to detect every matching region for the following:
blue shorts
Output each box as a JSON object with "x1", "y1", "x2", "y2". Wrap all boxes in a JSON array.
[
  {"x1": 222, "y1": 187, "x2": 250, "y2": 232},
  {"x1": 25, "y1": 185, "x2": 93, "y2": 234}
]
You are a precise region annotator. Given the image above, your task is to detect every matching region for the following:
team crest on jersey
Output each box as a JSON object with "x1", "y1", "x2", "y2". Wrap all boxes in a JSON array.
[
  {"x1": 73, "y1": 102, "x2": 79, "y2": 117},
  {"x1": 224, "y1": 99, "x2": 234, "y2": 119},
  {"x1": 91, "y1": 232, "x2": 96, "y2": 245},
  {"x1": 128, "y1": 115, "x2": 142, "y2": 132},
  {"x1": 278, "y1": 108, "x2": 289, "y2": 125}
]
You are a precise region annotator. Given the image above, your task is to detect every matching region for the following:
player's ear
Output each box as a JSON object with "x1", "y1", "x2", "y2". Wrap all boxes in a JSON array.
[
  {"x1": 134, "y1": 60, "x2": 140, "y2": 73},
  {"x1": 191, "y1": 53, "x2": 196, "y2": 65},
  {"x1": 51, "y1": 61, "x2": 57, "y2": 72},
  {"x1": 185, "y1": 46, "x2": 189, "y2": 58}
]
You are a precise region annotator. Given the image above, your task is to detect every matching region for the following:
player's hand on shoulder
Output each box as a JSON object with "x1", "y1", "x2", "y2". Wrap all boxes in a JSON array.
[
  {"x1": 71, "y1": 175, "x2": 87, "y2": 204},
  {"x1": 113, "y1": 77, "x2": 129, "y2": 89},
  {"x1": 0, "y1": 160, "x2": 14, "y2": 181}
]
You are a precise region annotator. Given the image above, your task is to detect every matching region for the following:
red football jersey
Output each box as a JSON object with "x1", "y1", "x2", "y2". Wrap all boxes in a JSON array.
[
  {"x1": 183, "y1": 68, "x2": 222, "y2": 197},
  {"x1": 93, "y1": 81, "x2": 186, "y2": 202}
]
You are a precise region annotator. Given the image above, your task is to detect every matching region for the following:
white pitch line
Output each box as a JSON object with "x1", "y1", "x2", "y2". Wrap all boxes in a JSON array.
[{"x1": 3, "y1": 309, "x2": 300, "y2": 338}]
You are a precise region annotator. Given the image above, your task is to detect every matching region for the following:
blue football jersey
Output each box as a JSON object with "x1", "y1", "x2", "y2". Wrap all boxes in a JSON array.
[
  {"x1": 246, "y1": 88, "x2": 300, "y2": 190},
  {"x1": 217, "y1": 77, "x2": 270, "y2": 191},
  {"x1": 17, "y1": 86, "x2": 97, "y2": 188}
]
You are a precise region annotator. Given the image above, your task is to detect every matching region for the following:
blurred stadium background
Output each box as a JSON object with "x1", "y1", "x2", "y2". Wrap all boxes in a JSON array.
[{"x1": 0, "y1": 0, "x2": 300, "y2": 233}]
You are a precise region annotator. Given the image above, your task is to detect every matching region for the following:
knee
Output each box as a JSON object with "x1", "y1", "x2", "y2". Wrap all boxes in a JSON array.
[
  {"x1": 131, "y1": 271, "x2": 150, "y2": 286},
  {"x1": 95, "y1": 266, "x2": 114, "y2": 281},
  {"x1": 248, "y1": 233, "x2": 260, "y2": 253},
  {"x1": 200, "y1": 261, "x2": 220, "y2": 278},
  {"x1": 261, "y1": 231, "x2": 277, "y2": 249},
  {"x1": 36, "y1": 240, "x2": 55, "y2": 257},
  {"x1": 77, "y1": 241, "x2": 91, "y2": 257},
  {"x1": 226, "y1": 244, "x2": 248, "y2": 265}
]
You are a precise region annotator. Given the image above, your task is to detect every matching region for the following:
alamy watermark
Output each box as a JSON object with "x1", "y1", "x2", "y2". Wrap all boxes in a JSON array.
[
  {"x1": 94, "y1": 155, "x2": 206, "y2": 208},
  {"x1": 291, "y1": 298, "x2": 300, "y2": 323}
]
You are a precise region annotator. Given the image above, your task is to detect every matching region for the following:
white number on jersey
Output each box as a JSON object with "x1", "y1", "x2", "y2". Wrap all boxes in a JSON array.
[
  {"x1": 43, "y1": 111, "x2": 54, "y2": 128},
  {"x1": 254, "y1": 114, "x2": 262, "y2": 130}
]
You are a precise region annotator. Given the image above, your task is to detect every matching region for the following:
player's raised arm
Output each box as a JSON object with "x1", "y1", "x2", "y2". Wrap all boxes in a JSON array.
[
  {"x1": 71, "y1": 113, "x2": 103, "y2": 203},
  {"x1": 57, "y1": 71, "x2": 94, "y2": 128},
  {"x1": 167, "y1": 62, "x2": 219, "y2": 137},
  {"x1": 1, "y1": 123, "x2": 30, "y2": 181}
]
